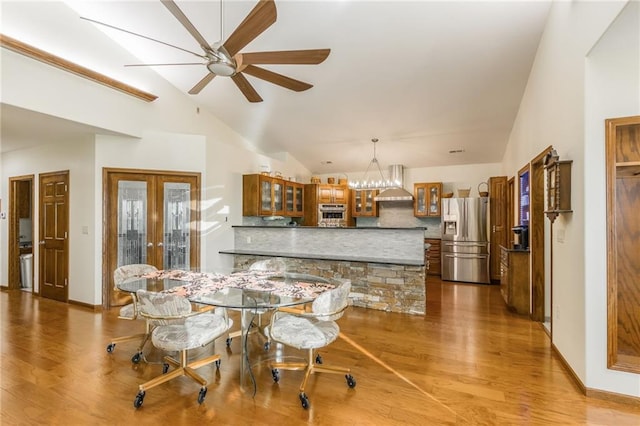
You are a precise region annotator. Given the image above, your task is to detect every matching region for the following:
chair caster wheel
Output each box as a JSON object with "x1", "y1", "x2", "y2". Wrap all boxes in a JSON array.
[
  {"x1": 346, "y1": 374, "x2": 356, "y2": 388},
  {"x1": 264, "y1": 341, "x2": 271, "y2": 351},
  {"x1": 299, "y1": 392, "x2": 309, "y2": 409},
  {"x1": 315, "y1": 354, "x2": 323, "y2": 364},
  {"x1": 131, "y1": 352, "x2": 141, "y2": 364},
  {"x1": 106, "y1": 343, "x2": 115, "y2": 353},
  {"x1": 226, "y1": 337, "x2": 232, "y2": 346},
  {"x1": 198, "y1": 387, "x2": 207, "y2": 404},
  {"x1": 271, "y1": 369, "x2": 280, "y2": 383},
  {"x1": 162, "y1": 363, "x2": 170, "y2": 374},
  {"x1": 215, "y1": 359, "x2": 221, "y2": 369},
  {"x1": 134, "y1": 391, "x2": 145, "y2": 408}
]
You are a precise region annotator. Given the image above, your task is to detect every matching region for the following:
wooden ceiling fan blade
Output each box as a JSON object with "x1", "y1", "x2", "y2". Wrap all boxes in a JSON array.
[
  {"x1": 239, "y1": 49, "x2": 330, "y2": 65},
  {"x1": 231, "y1": 73, "x2": 263, "y2": 103},
  {"x1": 161, "y1": 0, "x2": 211, "y2": 52},
  {"x1": 125, "y1": 62, "x2": 205, "y2": 67},
  {"x1": 188, "y1": 73, "x2": 216, "y2": 95},
  {"x1": 80, "y1": 16, "x2": 206, "y2": 59},
  {"x1": 223, "y1": 0, "x2": 277, "y2": 57},
  {"x1": 242, "y1": 65, "x2": 312, "y2": 92}
]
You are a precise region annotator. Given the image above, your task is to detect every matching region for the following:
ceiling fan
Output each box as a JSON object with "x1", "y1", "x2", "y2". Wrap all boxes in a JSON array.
[{"x1": 82, "y1": 0, "x2": 330, "y2": 102}]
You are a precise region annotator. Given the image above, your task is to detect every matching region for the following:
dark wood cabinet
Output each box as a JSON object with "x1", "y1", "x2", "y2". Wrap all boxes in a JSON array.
[
  {"x1": 606, "y1": 115, "x2": 640, "y2": 373},
  {"x1": 425, "y1": 238, "x2": 441, "y2": 276},
  {"x1": 489, "y1": 176, "x2": 508, "y2": 281},
  {"x1": 500, "y1": 246, "x2": 530, "y2": 315},
  {"x1": 414, "y1": 182, "x2": 443, "y2": 217}
]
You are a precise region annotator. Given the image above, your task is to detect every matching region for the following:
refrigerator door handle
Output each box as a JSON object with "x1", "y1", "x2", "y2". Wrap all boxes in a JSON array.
[{"x1": 444, "y1": 254, "x2": 488, "y2": 259}]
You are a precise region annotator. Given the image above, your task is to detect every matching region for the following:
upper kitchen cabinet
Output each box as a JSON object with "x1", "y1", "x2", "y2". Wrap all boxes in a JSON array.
[
  {"x1": 351, "y1": 189, "x2": 378, "y2": 217},
  {"x1": 284, "y1": 181, "x2": 304, "y2": 217},
  {"x1": 316, "y1": 184, "x2": 349, "y2": 204},
  {"x1": 414, "y1": 182, "x2": 443, "y2": 217},
  {"x1": 243, "y1": 174, "x2": 285, "y2": 216}
]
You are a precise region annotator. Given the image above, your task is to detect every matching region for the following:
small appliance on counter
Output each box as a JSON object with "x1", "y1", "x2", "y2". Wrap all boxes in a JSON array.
[{"x1": 512, "y1": 225, "x2": 529, "y2": 250}]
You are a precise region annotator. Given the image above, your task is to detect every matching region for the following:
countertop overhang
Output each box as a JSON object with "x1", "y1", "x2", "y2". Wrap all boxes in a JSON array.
[{"x1": 219, "y1": 249, "x2": 424, "y2": 266}]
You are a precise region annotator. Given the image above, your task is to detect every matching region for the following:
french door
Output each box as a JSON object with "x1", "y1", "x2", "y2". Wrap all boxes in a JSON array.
[{"x1": 103, "y1": 169, "x2": 200, "y2": 308}]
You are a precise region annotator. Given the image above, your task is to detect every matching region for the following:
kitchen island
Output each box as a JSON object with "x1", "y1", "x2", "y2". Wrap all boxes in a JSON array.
[{"x1": 221, "y1": 226, "x2": 426, "y2": 315}]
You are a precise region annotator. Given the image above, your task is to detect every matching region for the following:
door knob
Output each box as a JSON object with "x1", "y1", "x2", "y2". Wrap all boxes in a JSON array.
[
  {"x1": 39, "y1": 240, "x2": 45, "y2": 245},
  {"x1": 157, "y1": 242, "x2": 164, "y2": 247},
  {"x1": 147, "y1": 243, "x2": 154, "y2": 247}
]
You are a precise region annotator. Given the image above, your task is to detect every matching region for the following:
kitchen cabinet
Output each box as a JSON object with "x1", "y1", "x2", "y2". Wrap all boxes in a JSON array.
[
  {"x1": 500, "y1": 246, "x2": 530, "y2": 315},
  {"x1": 303, "y1": 183, "x2": 352, "y2": 226},
  {"x1": 351, "y1": 189, "x2": 378, "y2": 217},
  {"x1": 605, "y1": 115, "x2": 640, "y2": 373},
  {"x1": 425, "y1": 238, "x2": 441, "y2": 276},
  {"x1": 489, "y1": 176, "x2": 508, "y2": 281},
  {"x1": 284, "y1": 181, "x2": 304, "y2": 217},
  {"x1": 243, "y1": 174, "x2": 285, "y2": 216},
  {"x1": 414, "y1": 182, "x2": 442, "y2": 217},
  {"x1": 316, "y1": 184, "x2": 348, "y2": 204}
]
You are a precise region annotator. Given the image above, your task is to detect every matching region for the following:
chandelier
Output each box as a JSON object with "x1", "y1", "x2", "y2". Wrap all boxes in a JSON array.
[{"x1": 348, "y1": 139, "x2": 400, "y2": 190}]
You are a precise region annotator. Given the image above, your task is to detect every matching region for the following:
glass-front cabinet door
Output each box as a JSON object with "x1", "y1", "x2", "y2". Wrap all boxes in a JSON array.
[
  {"x1": 414, "y1": 182, "x2": 443, "y2": 217},
  {"x1": 285, "y1": 181, "x2": 304, "y2": 217},
  {"x1": 428, "y1": 184, "x2": 441, "y2": 216},
  {"x1": 106, "y1": 170, "x2": 200, "y2": 308},
  {"x1": 352, "y1": 189, "x2": 378, "y2": 217},
  {"x1": 258, "y1": 175, "x2": 284, "y2": 216}
]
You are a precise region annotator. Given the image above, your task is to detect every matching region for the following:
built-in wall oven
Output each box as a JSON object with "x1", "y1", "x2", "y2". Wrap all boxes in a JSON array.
[{"x1": 318, "y1": 203, "x2": 347, "y2": 227}]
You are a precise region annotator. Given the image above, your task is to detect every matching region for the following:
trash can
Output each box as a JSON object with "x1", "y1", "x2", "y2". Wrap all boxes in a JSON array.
[{"x1": 20, "y1": 253, "x2": 33, "y2": 289}]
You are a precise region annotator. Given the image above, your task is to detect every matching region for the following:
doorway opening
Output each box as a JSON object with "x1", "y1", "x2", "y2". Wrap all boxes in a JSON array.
[{"x1": 8, "y1": 176, "x2": 35, "y2": 292}]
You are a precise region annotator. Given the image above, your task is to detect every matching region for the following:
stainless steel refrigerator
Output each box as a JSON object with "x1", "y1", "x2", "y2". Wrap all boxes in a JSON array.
[{"x1": 441, "y1": 197, "x2": 490, "y2": 284}]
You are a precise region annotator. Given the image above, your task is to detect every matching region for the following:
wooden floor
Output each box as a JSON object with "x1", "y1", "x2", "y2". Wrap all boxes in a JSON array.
[{"x1": 2, "y1": 277, "x2": 639, "y2": 425}]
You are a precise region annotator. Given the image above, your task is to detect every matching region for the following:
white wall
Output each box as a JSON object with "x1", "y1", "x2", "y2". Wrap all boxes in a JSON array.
[
  {"x1": 1, "y1": 35, "x2": 312, "y2": 305},
  {"x1": 1, "y1": 138, "x2": 96, "y2": 303},
  {"x1": 504, "y1": 0, "x2": 638, "y2": 397},
  {"x1": 585, "y1": 1, "x2": 640, "y2": 396}
]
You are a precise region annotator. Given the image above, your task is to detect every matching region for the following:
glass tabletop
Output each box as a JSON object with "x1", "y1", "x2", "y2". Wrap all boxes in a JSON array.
[
  {"x1": 117, "y1": 278, "x2": 187, "y2": 294},
  {"x1": 117, "y1": 271, "x2": 336, "y2": 310}
]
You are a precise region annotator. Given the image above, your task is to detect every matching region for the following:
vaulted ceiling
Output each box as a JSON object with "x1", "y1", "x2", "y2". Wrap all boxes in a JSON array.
[{"x1": 1, "y1": 1, "x2": 551, "y2": 174}]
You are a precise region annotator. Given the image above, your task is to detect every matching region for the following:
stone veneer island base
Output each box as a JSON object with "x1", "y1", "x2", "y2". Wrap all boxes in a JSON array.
[{"x1": 229, "y1": 255, "x2": 425, "y2": 315}]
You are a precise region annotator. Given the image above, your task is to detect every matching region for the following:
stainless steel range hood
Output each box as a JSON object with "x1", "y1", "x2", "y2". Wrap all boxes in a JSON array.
[{"x1": 374, "y1": 165, "x2": 414, "y2": 201}]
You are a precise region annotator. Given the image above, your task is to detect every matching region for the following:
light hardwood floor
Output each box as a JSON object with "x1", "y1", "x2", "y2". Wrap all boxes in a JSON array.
[{"x1": 1, "y1": 278, "x2": 638, "y2": 425}]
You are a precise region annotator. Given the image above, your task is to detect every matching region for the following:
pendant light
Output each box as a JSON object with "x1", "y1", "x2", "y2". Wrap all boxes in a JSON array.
[{"x1": 348, "y1": 139, "x2": 398, "y2": 190}]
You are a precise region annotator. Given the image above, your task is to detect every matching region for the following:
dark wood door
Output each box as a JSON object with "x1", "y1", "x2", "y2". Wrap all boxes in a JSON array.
[
  {"x1": 489, "y1": 176, "x2": 507, "y2": 281},
  {"x1": 39, "y1": 171, "x2": 69, "y2": 302}
]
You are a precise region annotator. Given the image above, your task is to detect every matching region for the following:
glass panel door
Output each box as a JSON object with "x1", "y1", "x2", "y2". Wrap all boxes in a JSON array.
[
  {"x1": 105, "y1": 170, "x2": 200, "y2": 309},
  {"x1": 117, "y1": 180, "x2": 149, "y2": 266},
  {"x1": 163, "y1": 182, "x2": 191, "y2": 270}
]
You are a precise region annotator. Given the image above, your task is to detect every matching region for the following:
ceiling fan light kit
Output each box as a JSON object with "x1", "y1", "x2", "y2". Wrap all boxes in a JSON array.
[{"x1": 86, "y1": 0, "x2": 330, "y2": 102}]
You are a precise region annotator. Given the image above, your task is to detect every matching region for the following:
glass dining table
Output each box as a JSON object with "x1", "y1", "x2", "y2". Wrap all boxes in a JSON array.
[{"x1": 118, "y1": 270, "x2": 337, "y2": 394}]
